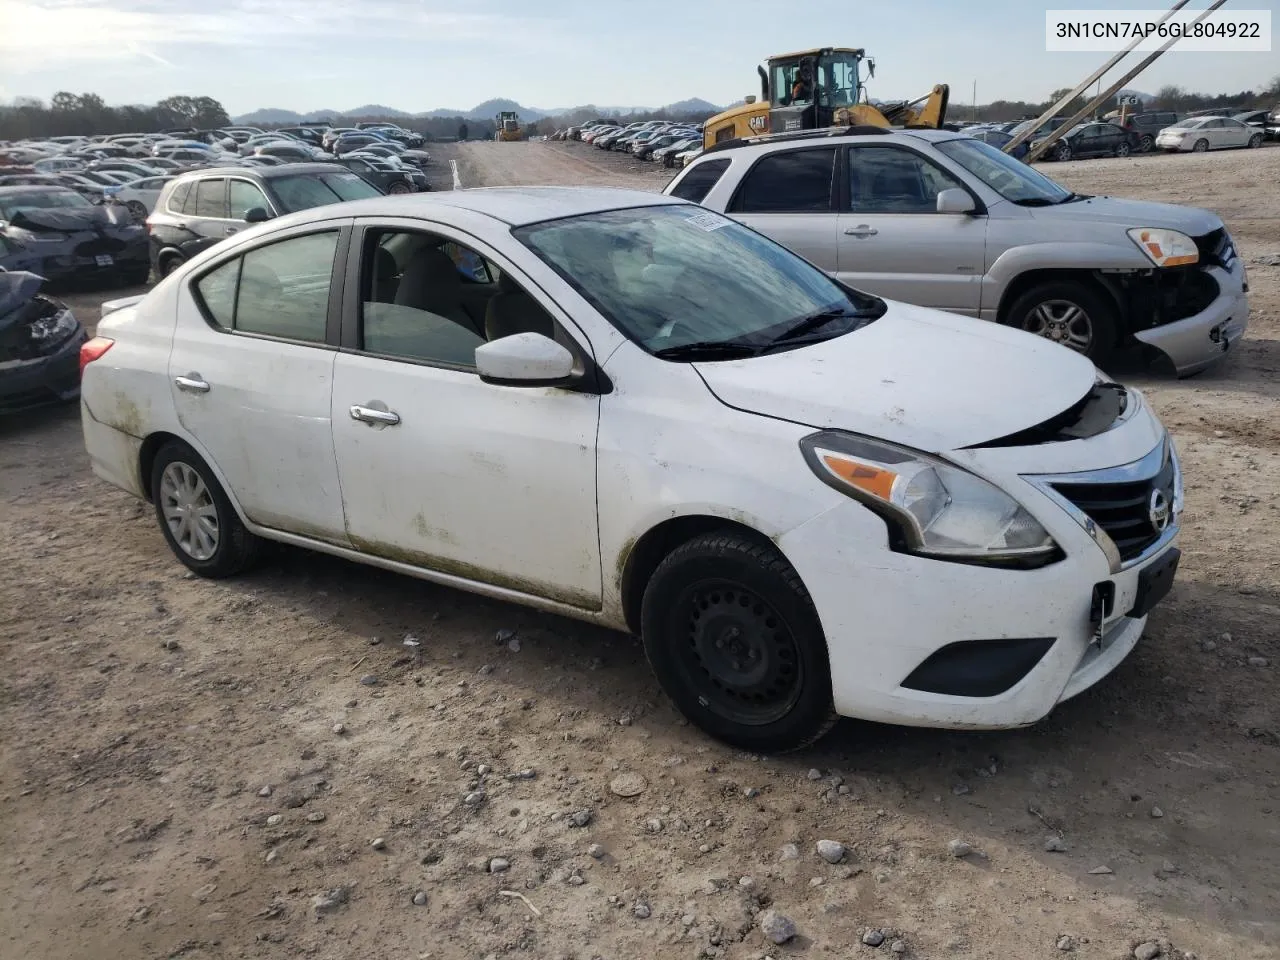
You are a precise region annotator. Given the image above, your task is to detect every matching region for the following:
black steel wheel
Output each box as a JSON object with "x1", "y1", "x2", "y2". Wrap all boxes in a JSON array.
[{"x1": 641, "y1": 532, "x2": 837, "y2": 753}]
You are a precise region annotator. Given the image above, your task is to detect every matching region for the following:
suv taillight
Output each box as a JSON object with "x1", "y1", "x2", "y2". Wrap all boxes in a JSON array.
[{"x1": 80, "y1": 336, "x2": 115, "y2": 377}]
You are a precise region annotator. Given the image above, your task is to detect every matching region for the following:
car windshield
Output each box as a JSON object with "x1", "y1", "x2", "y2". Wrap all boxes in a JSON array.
[
  {"x1": 270, "y1": 171, "x2": 382, "y2": 211},
  {"x1": 0, "y1": 189, "x2": 92, "y2": 217},
  {"x1": 513, "y1": 204, "x2": 884, "y2": 358},
  {"x1": 934, "y1": 136, "x2": 1073, "y2": 205}
]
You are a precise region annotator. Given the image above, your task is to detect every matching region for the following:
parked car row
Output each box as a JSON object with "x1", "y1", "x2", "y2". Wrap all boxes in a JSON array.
[
  {"x1": 0, "y1": 124, "x2": 438, "y2": 286},
  {"x1": 554, "y1": 119, "x2": 707, "y2": 168}
]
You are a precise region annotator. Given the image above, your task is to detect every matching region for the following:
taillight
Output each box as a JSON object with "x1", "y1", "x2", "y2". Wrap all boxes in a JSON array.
[{"x1": 79, "y1": 336, "x2": 115, "y2": 377}]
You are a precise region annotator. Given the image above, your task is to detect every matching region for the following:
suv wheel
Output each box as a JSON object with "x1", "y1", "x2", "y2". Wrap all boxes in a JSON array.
[
  {"x1": 1139, "y1": 134, "x2": 1154, "y2": 152},
  {"x1": 1006, "y1": 281, "x2": 1117, "y2": 367},
  {"x1": 387, "y1": 181, "x2": 412, "y2": 195},
  {"x1": 158, "y1": 254, "x2": 185, "y2": 278},
  {"x1": 640, "y1": 531, "x2": 838, "y2": 753},
  {"x1": 1115, "y1": 141, "x2": 1131, "y2": 157},
  {"x1": 1054, "y1": 141, "x2": 1072, "y2": 161}
]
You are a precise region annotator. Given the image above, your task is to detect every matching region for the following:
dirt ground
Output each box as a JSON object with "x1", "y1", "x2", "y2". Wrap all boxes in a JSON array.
[{"x1": 2, "y1": 140, "x2": 1278, "y2": 960}]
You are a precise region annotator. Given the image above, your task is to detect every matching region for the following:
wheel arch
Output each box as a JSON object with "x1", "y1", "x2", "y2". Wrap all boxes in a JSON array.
[
  {"x1": 995, "y1": 268, "x2": 1127, "y2": 339},
  {"x1": 617, "y1": 515, "x2": 780, "y2": 636},
  {"x1": 138, "y1": 431, "x2": 253, "y2": 528}
]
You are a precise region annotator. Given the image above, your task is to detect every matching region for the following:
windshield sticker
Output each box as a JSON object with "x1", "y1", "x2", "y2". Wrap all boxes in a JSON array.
[{"x1": 685, "y1": 211, "x2": 730, "y2": 232}]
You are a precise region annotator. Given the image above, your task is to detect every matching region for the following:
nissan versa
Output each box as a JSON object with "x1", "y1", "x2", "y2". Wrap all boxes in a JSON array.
[{"x1": 80, "y1": 187, "x2": 1183, "y2": 752}]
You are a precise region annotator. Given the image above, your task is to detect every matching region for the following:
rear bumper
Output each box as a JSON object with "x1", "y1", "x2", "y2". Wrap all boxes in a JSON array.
[{"x1": 1134, "y1": 261, "x2": 1249, "y2": 376}]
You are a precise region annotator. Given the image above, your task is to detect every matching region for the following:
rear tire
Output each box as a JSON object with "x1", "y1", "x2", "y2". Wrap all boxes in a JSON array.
[
  {"x1": 151, "y1": 440, "x2": 262, "y2": 579},
  {"x1": 387, "y1": 181, "x2": 412, "y2": 195},
  {"x1": 158, "y1": 254, "x2": 184, "y2": 278},
  {"x1": 640, "y1": 532, "x2": 838, "y2": 754},
  {"x1": 1005, "y1": 280, "x2": 1118, "y2": 367}
]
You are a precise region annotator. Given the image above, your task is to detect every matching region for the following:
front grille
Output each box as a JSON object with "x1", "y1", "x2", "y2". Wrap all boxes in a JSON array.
[
  {"x1": 74, "y1": 236, "x2": 127, "y2": 258},
  {"x1": 1052, "y1": 453, "x2": 1176, "y2": 561}
]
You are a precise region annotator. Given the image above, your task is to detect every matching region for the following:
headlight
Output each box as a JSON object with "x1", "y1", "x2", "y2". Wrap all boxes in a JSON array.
[
  {"x1": 1127, "y1": 227, "x2": 1198, "y2": 268},
  {"x1": 800, "y1": 431, "x2": 1059, "y2": 565},
  {"x1": 5, "y1": 226, "x2": 65, "y2": 245},
  {"x1": 27, "y1": 307, "x2": 79, "y2": 344}
]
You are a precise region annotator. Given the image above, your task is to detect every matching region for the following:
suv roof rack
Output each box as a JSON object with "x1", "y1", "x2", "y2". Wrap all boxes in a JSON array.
[{"x1": 703, "y1": 124, "x2": 895, "y2": 155}]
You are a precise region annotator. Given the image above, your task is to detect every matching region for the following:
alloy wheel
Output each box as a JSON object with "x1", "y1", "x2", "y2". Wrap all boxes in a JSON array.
[
  {"x1": 159, "y1": 461, "x2": 219, "y2": 561},
  {"x1": 1024, "y1": 299, "x2": 1094, "y2": 354}
]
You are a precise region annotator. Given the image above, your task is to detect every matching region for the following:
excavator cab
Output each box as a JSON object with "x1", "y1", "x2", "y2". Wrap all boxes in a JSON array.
[{"x1": 768, "y1": 48, "x2": 870, "y2": 133}]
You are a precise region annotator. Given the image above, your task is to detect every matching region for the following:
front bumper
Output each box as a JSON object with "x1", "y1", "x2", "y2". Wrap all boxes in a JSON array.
[
  {"x1": 0, "y1": 324, "x2": 88, "y2": 414},
  {"x1": 1133, "y1": 260, "x2": 1249, "y2": 376},
  {"x1": 776, "y1": 407, "x2": 1181, "y2": 730}
]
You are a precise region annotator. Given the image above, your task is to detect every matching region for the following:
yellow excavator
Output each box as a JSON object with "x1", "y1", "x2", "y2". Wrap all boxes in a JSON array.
[
  {"x1": 702, "y1": 47, "x2": 950, "y2": 148},
  {"x1": 495, "y1": 110, "x2": 523, "y2": 142}
]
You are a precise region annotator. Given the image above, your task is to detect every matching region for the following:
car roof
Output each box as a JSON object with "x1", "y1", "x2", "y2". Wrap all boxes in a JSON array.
[
  {"x1": 696, "y1": 125, "x2": 975, "y2": 160},
  {"x1": 165, "y1": 163, "x2": 341, "y2": 182},
  {"x1": 266, "y1": 186, "x2": 688, "y2": 231},
  {"x1": 0, "y1": 184, "x2": 78, "y2": 194}
]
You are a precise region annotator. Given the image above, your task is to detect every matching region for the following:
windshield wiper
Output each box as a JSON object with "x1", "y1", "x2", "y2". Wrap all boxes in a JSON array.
[
  {"x1": 766, "y1": 308, "x2": 854, "y2": 344},
  {"x1": 652, "y1": 340, "x2": 763, "y2": 361},
  {"x1": 1012, "y1": 197, "x2": 1058, "y2": 206}
]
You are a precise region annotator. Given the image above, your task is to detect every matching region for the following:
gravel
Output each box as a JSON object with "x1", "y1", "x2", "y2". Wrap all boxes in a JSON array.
[
  {"x1": 779, "y1": 843, "x2": 801, "y2": 861},
  {"x1": 488, "y1": 857, "x2": 510, "y2": 873},
  {"x1": 588, "y1": 843, "x2": 605, "y2": 859},
  {"x1": 609, "y1": 772, "x2": 646, "y2": 797},
  {"x1": 862, "y1": 929, "x2": 885, "y2": 946},
  {"x1": 947, "y1": 839, "x2": 974, "y2": 858},
  {"x1": 1057, "y1": 935, "x2": 1075, "y2": 951},
  {"x1": 633, "y1": 901, "x2": 651, "y2": 919},
  {"x1": 412, "y1": 891, "x2": 428, "y2": 906},
  {"x1": 1045, "y1": 836, "x2": 1068, "y2": 853},
  {"x1": 566, "y1": 809, "x2": 593, "y2": 828},
  {"x1": 371, "y1": 837, "x2": 387, "y2": 850},
  {"x1": 1133, "y1": 943, "x2": 1161, "y2": 960}
]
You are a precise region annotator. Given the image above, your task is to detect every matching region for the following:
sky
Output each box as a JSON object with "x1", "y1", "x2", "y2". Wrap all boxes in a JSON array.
[{"x1": 1, "y1": 0, "x2": 1277, "y2": 114}]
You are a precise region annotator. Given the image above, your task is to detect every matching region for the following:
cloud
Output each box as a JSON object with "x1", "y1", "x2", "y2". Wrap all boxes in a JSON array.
[{"x1": 0, "y1": 0, "x2": 557, "y2": 71}]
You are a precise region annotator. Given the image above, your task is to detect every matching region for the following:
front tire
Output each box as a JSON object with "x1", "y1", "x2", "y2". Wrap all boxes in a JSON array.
[
  {"x1": 640, "y1": 532, "x2": 838, "y2": 753},
  {"x1": 151, "y1": 441, "x2": 262, "y2": 578},
  {"x1": 1192, "y1": 138, "x2": 1209, "y2": 153},
  {"x1": 1005, "y1": 281, "x2": 1118, "y2": 367},
  {"x1": 1115, "y1": 141, "x2": 1131, "y2": 157},
  {"x1": 158, "y1": 253, "x2": 185, "y2": 278},
  {"x1": 387, "y1": 181, "x2": 411, "y2": 195},
  {"x1": 1247, "y1": 133, "x2": 1263, "y2": 149},
  {"x1": 1139, "y1": 134, "x2": 1154, "y2": 152},
  {"x1": 1054, "y1": 141, "x2": 1072, "y2": 161}
]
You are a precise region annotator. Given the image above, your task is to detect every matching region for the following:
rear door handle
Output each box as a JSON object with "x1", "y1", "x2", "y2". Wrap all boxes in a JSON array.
[
  {"x1": 350, "y1": 404, "x2": 400, "y2": 426},
  {"x1": 844, "y1": 225, "x2": 878, "y2": 237},
  {"x1": 174, "y1": 374, "x2": 210, "y2": 393}
]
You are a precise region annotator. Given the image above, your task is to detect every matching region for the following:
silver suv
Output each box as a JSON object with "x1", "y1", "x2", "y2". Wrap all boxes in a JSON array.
[{"x1": 664, "y1": 127, "x2": 1248, "y2": 374}]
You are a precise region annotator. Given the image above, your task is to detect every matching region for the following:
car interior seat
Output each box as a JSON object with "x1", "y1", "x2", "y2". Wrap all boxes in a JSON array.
[
  {"x1": 393, "y1": 243, "x2": 480, "y2": 335},
  {"x1": 484, "y1": 272, "x2": 555, "y2": 341}
]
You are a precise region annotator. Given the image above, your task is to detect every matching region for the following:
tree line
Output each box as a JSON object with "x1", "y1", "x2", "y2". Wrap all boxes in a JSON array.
[{"x1": 0, "y1": 93, "x2": 232, "y2": 141}]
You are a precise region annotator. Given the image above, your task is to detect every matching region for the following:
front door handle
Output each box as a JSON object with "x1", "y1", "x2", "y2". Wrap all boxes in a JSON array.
[
  {"x1": 844, "y1": 225, "x2": 878, "y2": 237},
  {"x1": 174, "y1": 374, "x2": 210, "y2": 393},
  {"x1": 350, "y1": 404, "x2": 400, "y2": 426}
]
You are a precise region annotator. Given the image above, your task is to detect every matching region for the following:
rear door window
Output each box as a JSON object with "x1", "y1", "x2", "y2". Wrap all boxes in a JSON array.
[
  {"x1": 166, "y1": 180, "x2": 191, "y2": 214},
  {"x1": 731, "y1": 148, "x2": 835, "y2": 213},
  {"x1": 668, "y1": 159, "x2": 730, "y2": 203},
  {"x1": 229, "y1": 179, "x2": 270, "y2": 219},
  {"x1": 194, "y1": 178, "x2": 228, "y2": 218}
]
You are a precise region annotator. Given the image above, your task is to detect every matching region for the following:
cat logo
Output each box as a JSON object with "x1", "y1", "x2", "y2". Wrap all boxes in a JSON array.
[{"x1": 748, "y1": 115, "x2": 768, "y2": 132}]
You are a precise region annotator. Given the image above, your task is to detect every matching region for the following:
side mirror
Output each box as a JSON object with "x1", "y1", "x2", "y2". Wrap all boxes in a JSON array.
[
  {"x1": 244, "y1": 207, "x2": 272, "y2": 223},
  {"x1": 936, "y1": 188, "x2": 976, "y2": 215},
  {"x1": 475, "y1": 332, "x2": 576, "y2": 386}
]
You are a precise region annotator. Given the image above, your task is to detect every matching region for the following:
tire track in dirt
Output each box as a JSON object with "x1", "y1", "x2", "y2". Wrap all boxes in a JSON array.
[{"x1": 455, "y1": 141, "x2": 671, "y2": 191}]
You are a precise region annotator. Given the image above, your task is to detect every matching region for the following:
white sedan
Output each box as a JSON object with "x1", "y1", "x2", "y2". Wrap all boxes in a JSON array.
[
  {"x1": 1155, "y1": 115, "x2": 1265, "y2": 152},
  {"x1": 80, "y1": 187, "x2": 1183, "y2": 752},
  {"x1": 102, "y1": 174, "x2": 173, "y2": 222}
]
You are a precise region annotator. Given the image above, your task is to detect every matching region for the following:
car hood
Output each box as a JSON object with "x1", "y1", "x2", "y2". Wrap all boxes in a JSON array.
[
  {"x1": 7, "y1": 203, "x2": 138, "y2": 235},
  {"x1": 691, "y1": 300, "x2": 1098, "y2": 453},
  {"x1": 1028, "y1": 195, "x2": 1222, "y2": 234}
]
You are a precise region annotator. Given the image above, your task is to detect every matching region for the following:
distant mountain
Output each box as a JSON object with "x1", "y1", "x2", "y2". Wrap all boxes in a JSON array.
[{"x1": 233, "y1": 97, "x2": 727, "y2": 126}]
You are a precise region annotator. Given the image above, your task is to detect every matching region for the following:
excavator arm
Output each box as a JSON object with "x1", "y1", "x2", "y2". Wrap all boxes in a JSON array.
[{"x1": 878, "y1": 84, "x2": 950, "y2": 128}]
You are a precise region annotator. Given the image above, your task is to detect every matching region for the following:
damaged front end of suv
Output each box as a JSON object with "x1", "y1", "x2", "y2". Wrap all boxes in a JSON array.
[{"x1": 0, "y1": 269, "x2": 88, "y2": 414}]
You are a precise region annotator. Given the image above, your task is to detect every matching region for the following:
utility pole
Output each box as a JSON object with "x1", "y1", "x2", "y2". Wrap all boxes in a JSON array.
[
  {"x1": 1024, "y1": 0, "x2": 1231, "y2": 162},
  {"x1": 1004, "y1": 0, "x2": 1192, "y2": 152},
  {"x1": 972, "y1": 79, "x2": 977, "y2": 123}
]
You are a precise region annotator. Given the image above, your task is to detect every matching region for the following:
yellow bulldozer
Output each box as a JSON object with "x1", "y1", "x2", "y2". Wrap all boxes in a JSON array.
[
  {"x1": 495, "y1": 110, "x2": 523, "y2": 142},
  {"x1": 702, "y1": 47, "x2": 950, "y2": 148}
]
